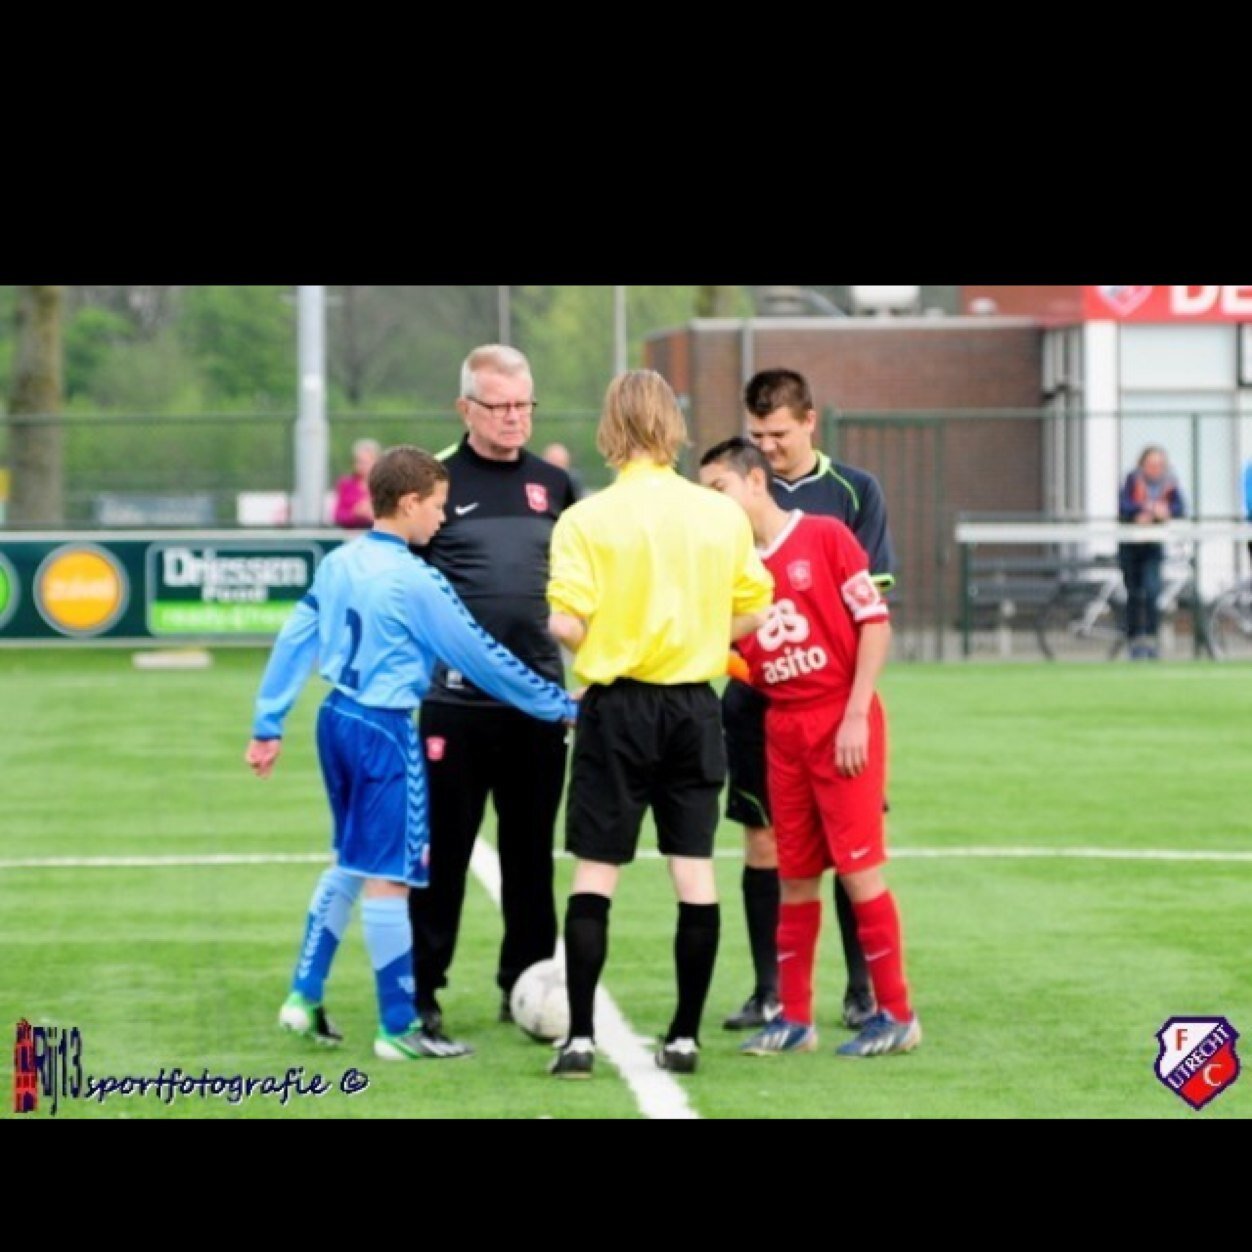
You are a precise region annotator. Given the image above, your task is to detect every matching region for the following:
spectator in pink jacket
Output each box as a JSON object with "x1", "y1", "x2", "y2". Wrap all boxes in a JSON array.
[{"x1": 334, "y1": 439, "x2": 382, "y2": 528}]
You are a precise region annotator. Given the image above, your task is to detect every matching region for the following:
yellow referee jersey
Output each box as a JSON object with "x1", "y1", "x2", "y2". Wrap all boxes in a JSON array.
[{"x1": 548, "y1": 460, "x2": 774, "y2": 686}]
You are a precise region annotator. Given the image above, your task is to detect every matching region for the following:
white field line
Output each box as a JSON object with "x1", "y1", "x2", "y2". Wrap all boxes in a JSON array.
[
  {"x1": 468, "y1": 840, "x2": 697, "y2": 1122},
  {"x1": 4, "y1": 846, "x2": 1252, "y2": 871}
]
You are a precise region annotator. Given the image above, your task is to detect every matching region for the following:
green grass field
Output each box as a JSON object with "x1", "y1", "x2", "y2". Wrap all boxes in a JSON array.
[{"x1": 2, "y1": 649, "x2": 1249, "y2": 1119}]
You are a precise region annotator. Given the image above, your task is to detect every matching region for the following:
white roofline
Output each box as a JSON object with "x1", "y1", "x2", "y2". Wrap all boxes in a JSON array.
[{"x1": 646, "y1": 315, "x2": 1041, "y2": 340}]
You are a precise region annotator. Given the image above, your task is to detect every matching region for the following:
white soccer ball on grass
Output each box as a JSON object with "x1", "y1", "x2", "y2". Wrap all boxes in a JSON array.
[{"x1": 510, "y1": 957, "x2": 570, "y2": 1042}]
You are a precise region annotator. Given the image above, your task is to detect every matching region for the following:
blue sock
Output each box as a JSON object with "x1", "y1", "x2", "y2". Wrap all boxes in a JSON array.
[
  {"x1": 291, "y1": 867, "x2": 362, "y2": 1003},
  {"x1": 363, "y1": 896, "x2": 418, "y2": 1035}
]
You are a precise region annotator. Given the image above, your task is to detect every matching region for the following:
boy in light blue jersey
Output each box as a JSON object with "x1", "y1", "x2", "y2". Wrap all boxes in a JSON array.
[{"x1": 246, "y1": 446, "x2": 577, "y2": 1062}]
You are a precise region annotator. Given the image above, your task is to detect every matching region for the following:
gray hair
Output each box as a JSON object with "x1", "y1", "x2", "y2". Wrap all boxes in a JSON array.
[
  {"x1": 353, "y1": 438, "x2": 382, "y2": 458},
  {"x1": 460, "y1": 344, "x2": 533, "y2": 398}
]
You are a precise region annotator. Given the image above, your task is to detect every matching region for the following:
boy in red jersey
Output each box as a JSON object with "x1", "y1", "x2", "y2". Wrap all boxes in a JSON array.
[{"x1": 699, "y1": 438, "x2": 920, "y2": 1057}]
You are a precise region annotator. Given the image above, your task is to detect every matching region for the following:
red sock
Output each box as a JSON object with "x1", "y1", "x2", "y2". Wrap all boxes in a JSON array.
[
  {"x1": 777, "y1": 900, "x2": 821, "y2": 1025},
  {"x1": 852, "y1": 890, "x2": 912, "y2": 1021}
]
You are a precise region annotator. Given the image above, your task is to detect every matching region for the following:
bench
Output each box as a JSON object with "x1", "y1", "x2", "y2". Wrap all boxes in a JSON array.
[{"x1": 962, "y1": 555, "x2": 1117, "y2": 657}]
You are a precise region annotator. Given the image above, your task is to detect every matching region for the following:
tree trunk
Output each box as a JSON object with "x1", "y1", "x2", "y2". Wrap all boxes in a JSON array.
[
  {"x1": 8, "y1": 285, "x2": 65, "y2": 525},
  {"x1": 695, "y1": 285, "x2": 738, "y2": 317}
]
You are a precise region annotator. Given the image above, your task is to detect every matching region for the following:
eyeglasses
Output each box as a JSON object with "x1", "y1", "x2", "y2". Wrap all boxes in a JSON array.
[{"x1": 465, "y1": 396, "x2": 538, "y2": 418}]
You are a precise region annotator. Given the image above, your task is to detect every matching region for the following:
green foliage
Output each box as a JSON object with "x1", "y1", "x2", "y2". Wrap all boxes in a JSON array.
[
  {"x1": 3, "y1": 285, "x2": 728, "y2": 415},
  {"x1": 0, "y1": 286, "x2": 737, "y2": 506},
  {"x1": 180, "y1": 286, "x2": 296, "y2": 407},
  {"x1": 513, "y1": 286, "x2": 718, "y2": 409},
  {"x1": 328, "y1": 286, "x2": 498, "y2": 410},
  {"x1": 80, "y1": 330, "x2": 208, "y2": 413},
  {"x1": 64, "y1": 307, "x2": 137, "y2": 399},
  {"x1": 0, "y1": 284, "x2": 16, "y2": 406}
]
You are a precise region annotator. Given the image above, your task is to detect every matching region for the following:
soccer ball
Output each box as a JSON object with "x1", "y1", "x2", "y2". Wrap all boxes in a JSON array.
[{"x1": 509, "y1": 957, "x2": 570, "y2": 1043}]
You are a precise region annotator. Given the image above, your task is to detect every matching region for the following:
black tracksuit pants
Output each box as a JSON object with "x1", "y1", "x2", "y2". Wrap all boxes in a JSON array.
[{"x1": 410, "y1": 702, "x2": 568, "y2": 1005}]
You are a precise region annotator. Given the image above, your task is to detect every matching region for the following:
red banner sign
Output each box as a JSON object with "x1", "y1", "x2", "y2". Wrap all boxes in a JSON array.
[{"x1": 1084, "y1": 285, "x2": 1252, "y2": 321}]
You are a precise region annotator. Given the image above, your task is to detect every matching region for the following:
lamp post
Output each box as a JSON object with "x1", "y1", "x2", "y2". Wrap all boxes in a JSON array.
[{"x1": 292, "y1": 285, "x2": 329, "y2": 526}]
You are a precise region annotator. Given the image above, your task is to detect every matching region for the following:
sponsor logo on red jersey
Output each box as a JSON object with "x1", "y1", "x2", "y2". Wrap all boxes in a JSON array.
[{"x1": 756, "y1": 599, "x2": 828, "y2": 686}]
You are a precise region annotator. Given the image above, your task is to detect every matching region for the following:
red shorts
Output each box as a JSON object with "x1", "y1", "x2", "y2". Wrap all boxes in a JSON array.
[{"x1": 765, "y1": 695, "x2": 887, "y2": 879}]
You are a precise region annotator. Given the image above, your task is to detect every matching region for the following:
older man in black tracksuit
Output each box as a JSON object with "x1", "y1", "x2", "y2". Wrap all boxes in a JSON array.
[{"x1": 409, "y1": 344, "x2": 577, "y2": 1042}]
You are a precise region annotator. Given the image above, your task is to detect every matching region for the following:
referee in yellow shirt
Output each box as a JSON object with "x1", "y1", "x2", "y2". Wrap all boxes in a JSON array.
[{"x1": 547, "y1": 370, "x2": 774, "y2": 1078}]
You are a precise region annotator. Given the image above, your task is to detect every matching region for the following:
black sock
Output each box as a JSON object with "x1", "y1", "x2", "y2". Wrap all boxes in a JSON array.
[
  {"x1": 564, "y1": 893, "x2": 610, "y2": 1040},
  {"x1": 668, "y1": 902, "x2": 721, "y2": 1043},
  {"x1": 743, "y1": 866, "x2": 780, "y2": 998},
  {"x1": 834, "y1": 876, "x2": 870, "y2": 998}
]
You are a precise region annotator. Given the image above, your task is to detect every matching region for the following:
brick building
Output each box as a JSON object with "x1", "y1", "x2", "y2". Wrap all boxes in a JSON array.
[{"x1": 644, "y1": 316, "x2": 1045, "y2": 651}]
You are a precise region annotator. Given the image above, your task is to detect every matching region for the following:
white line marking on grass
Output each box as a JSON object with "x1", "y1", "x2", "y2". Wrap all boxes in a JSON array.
[
  {"x1": 468, "y1": 840, "x2": 698, "y2": 1122},
  {"x1": 889, "y1": 847, "x2": 1252, "y2": 863},
  {"x1": 5, "y1": 846, "x2": 1252, "y2": 871},
  {"x1": 0, "y1": 853, "x2": 331, "y2": 869}
]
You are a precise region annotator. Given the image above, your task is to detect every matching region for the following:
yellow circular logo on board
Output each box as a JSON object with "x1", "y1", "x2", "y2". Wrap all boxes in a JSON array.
[{"x1": 36, "y1": 546, "x2": 128, "y2": 636}]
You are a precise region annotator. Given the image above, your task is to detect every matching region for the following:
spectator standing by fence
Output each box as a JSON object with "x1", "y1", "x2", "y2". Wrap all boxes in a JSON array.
[
  {"x1": 1118, "y1": 445, "x2": 1185, "y2": 660},
  {"x1": 333, "y1": 439, "x2": 382, "y2": 528}
]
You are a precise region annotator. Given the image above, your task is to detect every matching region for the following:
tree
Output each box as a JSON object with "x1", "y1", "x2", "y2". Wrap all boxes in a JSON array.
[
  {"x1": 328, "y1": 286, "x2": 415, "y2": 406},
  {"x1": 69, "y1": 286, "x2": 182, "y2": 339},
  {"x1": 64, "y1": 305, "x2": 135, "y2": 399},
  {"x1": 695, "y1": 285, "x2": 739, "y2": 317},
  {"x1": 180, "y1": 286, "x2": 295, "y2": 406},
  {"x1": 7, "y1": 285, "x2": 65, "y2": 525}
]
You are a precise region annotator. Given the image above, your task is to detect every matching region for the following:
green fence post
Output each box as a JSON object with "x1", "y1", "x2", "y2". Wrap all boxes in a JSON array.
[
  {"x1": 1190, "y1": 413, "x2": 1203, "y2": 657},
  {"x1": 960, "y1": 535, "x2": 971, "y2": 659}
]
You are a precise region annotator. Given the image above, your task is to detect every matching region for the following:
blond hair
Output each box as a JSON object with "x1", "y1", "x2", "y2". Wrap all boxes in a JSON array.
[
  {"x1": 596, "y1": 370, "x2": 688, "y2": 469},
  {"x1": 460, "y1": 344, "x2": 533, "y2": 398}
]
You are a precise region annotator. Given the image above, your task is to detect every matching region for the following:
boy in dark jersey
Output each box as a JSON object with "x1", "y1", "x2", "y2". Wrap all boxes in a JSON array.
[
  {"x1": 722, "y1": 368, "x2": 896, "y2": 1034},
  {"x1": 700, "y1": 438, "x2": 919, "y2": 1058}
]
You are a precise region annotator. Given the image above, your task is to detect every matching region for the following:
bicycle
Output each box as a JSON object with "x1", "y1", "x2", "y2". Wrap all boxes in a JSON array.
[
  {"x1": 1036, "y1": 554, "x2": 1201, "y2": 660},
  {"x1": 1207, "y1": 578, "x2": 1252, "y2": 660}
]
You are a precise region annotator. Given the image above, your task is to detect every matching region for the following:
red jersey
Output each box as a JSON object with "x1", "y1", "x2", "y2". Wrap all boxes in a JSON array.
[{"x1": 736, "y1": 511, "x2": 889, "y2": 709}]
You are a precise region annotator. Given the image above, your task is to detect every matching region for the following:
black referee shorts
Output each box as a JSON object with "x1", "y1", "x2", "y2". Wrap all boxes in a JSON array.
[
  {"x1": 721, "y1": 678, "x2": 771, "y2": 827},
  {"x1": 566, "y1": 679, "x2": 725, "y2": 865}
]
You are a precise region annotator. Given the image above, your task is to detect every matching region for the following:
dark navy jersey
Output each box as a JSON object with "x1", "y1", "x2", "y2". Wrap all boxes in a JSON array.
[
  {"x1": 769, "y1": 451, "x2": 895, "y2": 586},
  {"x1": 413, "y1": 436, "x2": 577, "y2": 707}
]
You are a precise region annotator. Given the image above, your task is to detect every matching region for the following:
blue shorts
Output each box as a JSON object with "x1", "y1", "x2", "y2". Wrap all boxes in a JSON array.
[{"x1": 316, "y1": 690, "x2": 429, "y2": 888}]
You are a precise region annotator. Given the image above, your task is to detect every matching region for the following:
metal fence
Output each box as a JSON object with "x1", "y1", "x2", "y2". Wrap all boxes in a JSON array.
[
  {"x1": 3, "y1": 407, "x2": 1249, "y2": 660},
  {"x1": 0, "y1": 410, "x2": 608, "y2": 528},
  {"x1": 824, "y1": 408, "x2": 1250, "y2": 660}
]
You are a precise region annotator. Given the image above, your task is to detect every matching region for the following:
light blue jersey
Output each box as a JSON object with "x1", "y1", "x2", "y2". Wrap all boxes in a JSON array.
[{"x1": 253, "y1": 530, "x2": 575, "y2": 739}]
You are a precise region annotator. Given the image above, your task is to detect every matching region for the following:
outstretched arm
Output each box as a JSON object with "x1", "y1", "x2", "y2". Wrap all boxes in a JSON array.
[
  {"x1": 731, "y1": 609, "x2": 767, "y2": 642},
  {"x1": 416, "y1": 569, "x2": 576, "y2": 723},
  {"x1": 549, "y1": 612, "x2": 587, "y2": 652}
]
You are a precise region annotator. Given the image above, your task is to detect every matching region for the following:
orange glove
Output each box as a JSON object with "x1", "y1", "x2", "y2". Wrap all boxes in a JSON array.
[{"x1": 726, "y1": 651, "x2": 751, "y2": 684}]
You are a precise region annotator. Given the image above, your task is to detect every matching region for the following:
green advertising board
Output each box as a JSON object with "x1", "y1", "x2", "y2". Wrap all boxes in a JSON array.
[
  {"x1": 0, "y1": 532, "x2": 343, "y2": 643},
  {"x1": 146, "y1": 542, "x2": 326, "y2": 636},
  {"x1": 0, "y1": 553, "x2": 16, "y2": 630}
]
